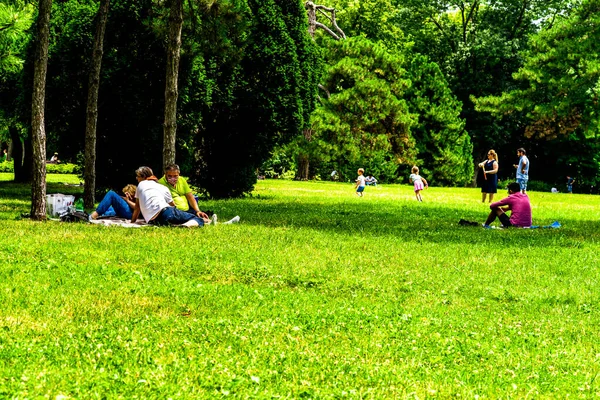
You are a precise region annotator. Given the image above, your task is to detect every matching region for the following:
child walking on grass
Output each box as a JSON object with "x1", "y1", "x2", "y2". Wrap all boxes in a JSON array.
[
  {"x1": 355, "y1": 168, "x2": 366, "y2": 197},
  {"x1": 409, "y1": 166, "x2": 428, "y2": 202}
]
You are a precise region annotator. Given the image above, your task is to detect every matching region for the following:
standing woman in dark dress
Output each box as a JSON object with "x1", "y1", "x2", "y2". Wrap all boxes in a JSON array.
[{"x1": 478, "y1": 149, "x2": 499, "y2": 202}]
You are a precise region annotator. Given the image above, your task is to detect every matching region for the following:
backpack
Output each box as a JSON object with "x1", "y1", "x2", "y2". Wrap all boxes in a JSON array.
[{"x1": 60, "y1": 210, "x2": 90, "y2": 223}]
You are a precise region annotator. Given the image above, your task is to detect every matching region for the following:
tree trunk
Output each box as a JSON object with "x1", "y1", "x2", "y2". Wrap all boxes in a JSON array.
[
  {"x1": 84, "y1": 0, "x2": 110, "y2": 209},
  {"x1": 296, "y1": 128, "x2": 312, "y2": 180},
  {"x1": 7, "y1": 139, "x2": 12, "y2": 161},
  {"x1": 22, "y1": 136, "x2": 33, "y2": 182},
  {"x1": 163, "y1": 0, "x2": 183, "y2": 171},
  {"x1": 297, "y1": 155, "x2": 309, "y2": 180},
  {"x1": 10, "y1": 127, "x2": 24, "y2": 181},
  {"x1": 30, "y1": 0, "x2": 52, "y2": 220},
  {"x1": 300, "y1": 2, "x2": 346, "y2": 180}
]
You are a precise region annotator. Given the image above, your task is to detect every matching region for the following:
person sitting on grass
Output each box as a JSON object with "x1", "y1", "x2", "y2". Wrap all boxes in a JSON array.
[
  {"x1": 131, "y1": 166, "x2": 210, "y2": 227},
  {"x1": 89, "y1": 184, "x2": 137, "y2": 220},
  {"x1": 483, "y1": 182, "x2": 532, "y2": 228},
  {"x1": 158, "y1": 163, "x2": 213, "y2": 221},
  {"x1": 158, "y1": 163, "x2": 240, "y2": 225},
  {"x1": 365, "y1": 174, "x2": 377, "y2": 186}
]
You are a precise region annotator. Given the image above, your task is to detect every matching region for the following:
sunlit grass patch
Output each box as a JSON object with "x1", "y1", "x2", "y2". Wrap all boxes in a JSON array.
[{"x1": 0, "y1": 175, "x2": 599, "y2": 397}]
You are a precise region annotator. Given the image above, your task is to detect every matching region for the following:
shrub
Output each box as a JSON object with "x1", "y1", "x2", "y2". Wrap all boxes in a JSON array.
[{"x1": 0, "y1": 161, "x2": 79, "y2": 174}]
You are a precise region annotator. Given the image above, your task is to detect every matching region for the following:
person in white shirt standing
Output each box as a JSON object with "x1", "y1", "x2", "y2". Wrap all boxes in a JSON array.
[{"x1": 355, "y1": 168, "x2": 366, "y2": 197}]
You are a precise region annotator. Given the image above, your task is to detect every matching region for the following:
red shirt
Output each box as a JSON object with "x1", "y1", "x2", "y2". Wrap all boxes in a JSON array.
[{"x1": 490, "y1": 193, "x2": 532, "y2": 227}]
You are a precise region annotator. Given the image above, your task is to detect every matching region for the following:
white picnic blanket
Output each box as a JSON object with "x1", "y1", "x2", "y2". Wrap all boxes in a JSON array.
[{"x1": 88, "y1": 217, "x2": 150, "y2": 228}]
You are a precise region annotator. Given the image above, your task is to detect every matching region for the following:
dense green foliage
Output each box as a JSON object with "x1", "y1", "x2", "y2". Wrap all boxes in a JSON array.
[
  {"x1": 3, "y1": 0, "x2": 319, "y2": 196},
  {"x1": 192, "y1": 0, "x2": 320, "y2": 198},
  {"x1": 0, "y1": 160, "x2": 79, "y2": 174},
  {"x1": 306, "y1": 37, "x2": 416, "y2": 183},
  {"x1": 474, "y1": 0, "x2": 600, "y2": 184},
  {"x1": 1, "y1": 174, "x2": 600, "y2": 396},
  {"x1": 405, "y1": 55, "x2": 473, "y2": 185},
  {"x1": 0, "y1": 0, "x2": 34, "y2": 146},
  {"x1": 2, "y1": 0, "x2": 600, "y2": 192}
]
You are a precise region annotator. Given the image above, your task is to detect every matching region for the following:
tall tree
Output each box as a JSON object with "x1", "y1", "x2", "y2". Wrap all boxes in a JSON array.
[
  {"x1": 307, "y1": 37, "x2": 417, "y2": 181},
  {"x1": 162, "y1": 0, "x2": 183, "y2": 171},
  {"x1": 0, "y1": 1, "x2": 34, "y2": 182},
  {"x1": 406, "y1": 54, "x2": 473, "y2": 185},
  {"x1": 295, "y1": 1, "x2": 343, "y2": 180},
  {"x1": 30, "y1": 0, "x2": 52, "y2": 220},
  {"x1": 83, "y1": 0, "x2": 110, "y2": 209}
]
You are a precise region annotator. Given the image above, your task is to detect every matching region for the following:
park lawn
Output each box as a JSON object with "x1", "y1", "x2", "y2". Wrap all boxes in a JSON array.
[{"x1": 0, "y1": 175, "x2": 599, "y2": 398}]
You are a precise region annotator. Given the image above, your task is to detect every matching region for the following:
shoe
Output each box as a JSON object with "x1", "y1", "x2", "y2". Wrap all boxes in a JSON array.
[
  {"x1": 224, "y1": 215, "x2": 240, "y2": 224},
  {"x1": 211, "y1": 213, "x2": 218, "y2": 225},
  {"x1": 482, "y1": 224, "x2": 492, "y2": 229}
]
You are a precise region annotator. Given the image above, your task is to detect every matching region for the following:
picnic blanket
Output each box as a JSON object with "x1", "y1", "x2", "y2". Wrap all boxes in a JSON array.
[
  {"x1": 88, "y1": 217, "x2": 150, "y2": 228},
  {"x1": 459, "y1": 219, "x2": 561, "y2": 229}
]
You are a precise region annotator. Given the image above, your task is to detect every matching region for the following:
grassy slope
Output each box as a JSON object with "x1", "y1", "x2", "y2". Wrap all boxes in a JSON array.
[{"x1": 0, "y1": 176, "x2": 599, "y2": 398}]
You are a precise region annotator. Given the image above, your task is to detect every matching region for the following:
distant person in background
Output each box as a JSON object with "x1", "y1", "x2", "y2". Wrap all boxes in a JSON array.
[
  {"x1": 566, "y1": 176, "x2": 575, "y2": 193},
  {"x1": 513, "y1": 148, "x2": 529, "y2": 193},
  {"x1": 409, "y1": 166, "x2": 428, "y2": 202},
  {"x1": 355, "y1": 168, "x2": 366, "y2": 197},
  {"x1": 365, "y1": 174, "x2": 377, "y2": 186},
  {"x1": 483, "y1": 182, "x2": 532, "y2": 228},
  {"x1": 478, "y1": 149, "x2": 499, "y2": 203},
  {"x1": 330, "y1": 170, "x2": 337, "y2": 181},
  {"x1": 49, "y1": 152, "x2": 60, "y2": 164},
  {"x1": 1, "y1": 149, "x2": 6, "y2": 162}
]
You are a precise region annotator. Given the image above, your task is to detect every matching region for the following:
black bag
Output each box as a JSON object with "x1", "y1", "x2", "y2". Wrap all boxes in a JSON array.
[{"x1": 60, "y1": 210, "x2": 89, "y2": 223}]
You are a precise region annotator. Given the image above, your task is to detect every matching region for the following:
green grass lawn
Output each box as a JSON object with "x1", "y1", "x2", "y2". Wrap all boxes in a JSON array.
[{"x1": 1, "y1": 175, "x2": 599, "y2": 398}]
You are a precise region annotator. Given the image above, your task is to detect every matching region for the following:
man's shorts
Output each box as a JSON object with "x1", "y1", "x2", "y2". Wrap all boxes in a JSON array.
[
  {"x1": 499, "y1": 212, "x2": 513, "y2": 228},
  {"x1": 517, "y1": 177, "x2": 528, "y2": 191},
  {"x1": 356, "y1": 186, "x2": 365, "y2": 193}
]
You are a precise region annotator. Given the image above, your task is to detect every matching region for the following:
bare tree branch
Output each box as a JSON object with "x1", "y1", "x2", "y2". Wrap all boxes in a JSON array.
[
  {"x1": 318, "y1": 84, "x2": 330, "y2": 99},
  {"x1": 315, "y1": 21, "x2": 341, "y2": 40},
  {"x1": 305, "y1": 1, "x2": 346, "y2": 40}
]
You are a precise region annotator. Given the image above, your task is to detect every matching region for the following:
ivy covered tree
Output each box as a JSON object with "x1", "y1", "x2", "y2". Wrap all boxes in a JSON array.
[{"x1": 191, "y1": 0, "x2": 320, "y2": 197}]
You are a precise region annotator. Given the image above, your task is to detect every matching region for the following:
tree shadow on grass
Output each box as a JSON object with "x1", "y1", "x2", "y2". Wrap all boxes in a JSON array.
[
  {"x1": 232, "y1": 197, "x2": 597, "y2": 249},
  {"x1": 1, "y1": 180, "x2": 595, "y2": 249}
]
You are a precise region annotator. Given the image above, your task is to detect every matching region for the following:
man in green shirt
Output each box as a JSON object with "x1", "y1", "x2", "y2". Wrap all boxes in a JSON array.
[{"x1": 158, "y1": 164, "x2": 211, "y2": 221}]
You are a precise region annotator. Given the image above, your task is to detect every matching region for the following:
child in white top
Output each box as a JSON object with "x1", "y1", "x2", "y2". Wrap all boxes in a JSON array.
[
  {"x1": 355, "y1": 168, "x2": 366, "y2": 197},
  {"x1": 409, "y1": 166, "x2": 428, "y2": 202}
]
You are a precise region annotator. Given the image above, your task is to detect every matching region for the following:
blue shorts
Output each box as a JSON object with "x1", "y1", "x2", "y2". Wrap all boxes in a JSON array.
[
  {"x1": 356, "y1": 186, "x2": 365, "y2": 193},
  {"x1": 517, "y1": 177, "x2": 528, "y2": 191}
]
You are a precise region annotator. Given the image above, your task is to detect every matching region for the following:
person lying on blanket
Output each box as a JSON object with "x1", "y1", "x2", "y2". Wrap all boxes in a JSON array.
[
  {"x1": 483, "y1": 182, "x2": 532, "y2": 228},
  {"x1": 89, "y1": 184, "x2": 137, "y2": 220},
  {"x1": 131, "y1": 166, "x2": 210, "y2": 227}
]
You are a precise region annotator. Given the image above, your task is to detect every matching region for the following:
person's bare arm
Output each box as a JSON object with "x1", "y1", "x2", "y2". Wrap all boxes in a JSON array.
[
  {"x1": 185, "y1": 192, "x2": 208, "y2": 219},
  {"x1": 488, "y1": 161, "x2": 499, "y2": 174},
  {"x1": 131, "y1": 199, "x2": 141, "y2": 223}
]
